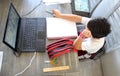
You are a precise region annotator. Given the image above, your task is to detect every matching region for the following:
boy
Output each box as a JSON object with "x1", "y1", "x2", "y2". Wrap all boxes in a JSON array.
[{"x1": 53, "y1": 10, "x2": 111, "y2": 59}]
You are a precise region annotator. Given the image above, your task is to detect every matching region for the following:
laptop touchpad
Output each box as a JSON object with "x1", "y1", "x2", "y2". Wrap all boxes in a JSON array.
[{"x1": 38, "y1": 31, "x2": 45, "y2": 39}]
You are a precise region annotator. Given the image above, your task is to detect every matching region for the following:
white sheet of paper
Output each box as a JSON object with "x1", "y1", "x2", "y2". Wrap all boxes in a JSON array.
[
  {"x1": 46, "y1": 17, "x2": 78, "y2": 39},
  {"x1": 43, "y1": 0, "x2": 71, "y2": 5},
  {"x1": 0, "y1": 51, "x2": 3, "y2": 72}
]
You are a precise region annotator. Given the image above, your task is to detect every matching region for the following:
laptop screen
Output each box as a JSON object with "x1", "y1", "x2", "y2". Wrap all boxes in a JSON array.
[{"x1": 3, "y1": 4, "x2": 20, "y2": 49}]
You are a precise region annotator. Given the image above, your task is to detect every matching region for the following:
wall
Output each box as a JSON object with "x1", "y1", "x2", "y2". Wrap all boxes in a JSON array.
[{"x1": 92, "y1": 0, "x2": 119, "y2": 18}]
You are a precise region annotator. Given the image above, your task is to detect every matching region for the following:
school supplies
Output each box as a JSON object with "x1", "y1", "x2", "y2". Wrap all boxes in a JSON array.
[{"x1": 47, "y1": 38, "x2": 77, "y2": 59}]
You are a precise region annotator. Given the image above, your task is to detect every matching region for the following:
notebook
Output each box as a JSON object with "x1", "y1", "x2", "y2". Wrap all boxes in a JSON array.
[
  {"x1": 3, "y1": 3, "x2": 46, "y2": 52},
  {"x1": 46, "y1": 17, "x2": 78, "y2": 39}
]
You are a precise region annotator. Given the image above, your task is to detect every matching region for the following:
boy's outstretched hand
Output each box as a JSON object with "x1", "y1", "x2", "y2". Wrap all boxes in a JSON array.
[{"x1": 53, "y1": 9, "x2": 61, "y2": 18}]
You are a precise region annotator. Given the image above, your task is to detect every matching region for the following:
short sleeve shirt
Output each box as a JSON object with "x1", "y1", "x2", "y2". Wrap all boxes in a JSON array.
[{"x1": 81, "y1": 17, "x2": 105, "y2": 53}]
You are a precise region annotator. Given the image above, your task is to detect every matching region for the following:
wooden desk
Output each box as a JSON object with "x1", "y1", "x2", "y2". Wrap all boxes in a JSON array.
[
  {"x1": 42, "y1": 39, "x2": 79, "y2": 75},
  {"x1": 0, "y1": 0, "x2": 79, "y2": 76},
  {"x1": 42, "y1": 3, "x2": 79, "y2": 75}
]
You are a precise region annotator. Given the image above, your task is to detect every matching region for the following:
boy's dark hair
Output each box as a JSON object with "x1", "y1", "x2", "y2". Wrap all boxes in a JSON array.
[{"x1": 87, "y1": 18, "x2": 111, "y2": 38}]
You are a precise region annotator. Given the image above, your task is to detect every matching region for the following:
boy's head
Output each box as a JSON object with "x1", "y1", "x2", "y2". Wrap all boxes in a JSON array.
[{"x1": 84, "y1": 18, "x2": 111, "y2": 38}]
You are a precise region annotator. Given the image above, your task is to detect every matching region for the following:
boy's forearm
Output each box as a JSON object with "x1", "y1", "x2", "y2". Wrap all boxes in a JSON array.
[
  {"x1": 59, "y1": 14, "x2": 82, "y2": 23},
  {"x1": 73, "y1": 36, "x2": 83, "y2": 50}
]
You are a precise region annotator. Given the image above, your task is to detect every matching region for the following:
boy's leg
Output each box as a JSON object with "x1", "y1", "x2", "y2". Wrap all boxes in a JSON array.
[
  {"x1": 77, "y1": 25, "x2": 86, "y2": 60},
  {"x1": 78, "y1": 50, "x2": 87, "y2": 60}
]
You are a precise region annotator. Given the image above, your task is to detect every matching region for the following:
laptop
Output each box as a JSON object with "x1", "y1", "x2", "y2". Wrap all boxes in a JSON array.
[{"x1": 3, "y1": 3, "x2": 46, "y2": 53}]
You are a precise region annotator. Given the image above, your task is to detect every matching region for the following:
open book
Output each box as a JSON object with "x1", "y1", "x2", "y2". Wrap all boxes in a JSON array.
[{"x1": 46, "y1": 18, "x2": 78, "y2": 39}]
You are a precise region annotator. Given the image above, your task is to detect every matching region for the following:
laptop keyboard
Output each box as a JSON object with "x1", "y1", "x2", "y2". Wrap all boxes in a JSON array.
[{"x1": 22, "y1": 19, "x2": 37, "y2": 49}]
